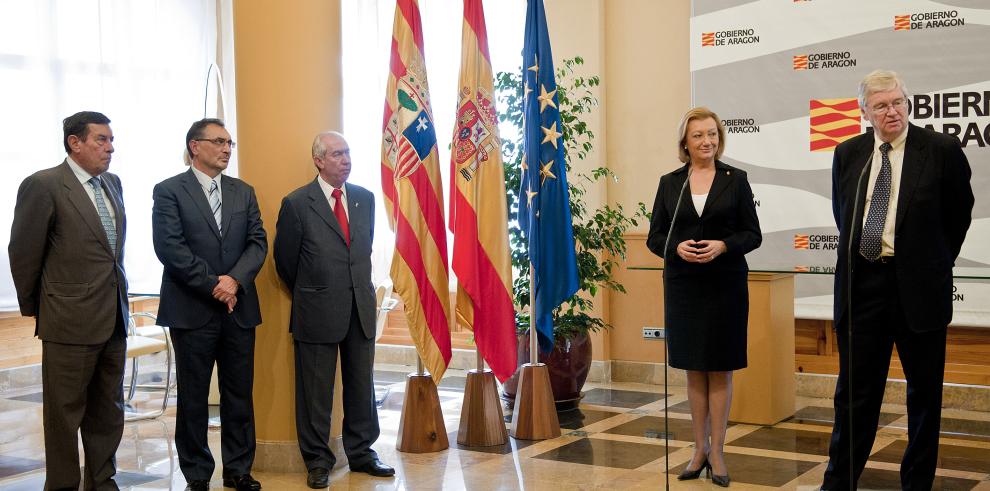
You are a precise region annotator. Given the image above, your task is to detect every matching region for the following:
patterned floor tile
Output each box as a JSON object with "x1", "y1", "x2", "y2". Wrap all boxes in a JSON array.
[
  {"x1": 532, "y1": 437, "x2": 664, "y2": 469},
  {"x1": 729, "y1": 426, "x2": 832, "y2": 456},
  {"x1": 670, "y1": 451, "x2": 819, "y2": 488},
  {"x1": 581, "y1": 388, "x2": 667, "y2": 409}
]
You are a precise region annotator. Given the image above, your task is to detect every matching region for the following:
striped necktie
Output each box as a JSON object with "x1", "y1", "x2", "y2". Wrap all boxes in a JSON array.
[
  {"x1": 860, "y1": 142, "x2": 892, "y2": 261},
  {"x1": 88, "y1": 177, "x2": 117, "y2": 255},
  {"x1": 209, "y1": 179, "x2": 222, "y2": 235}
]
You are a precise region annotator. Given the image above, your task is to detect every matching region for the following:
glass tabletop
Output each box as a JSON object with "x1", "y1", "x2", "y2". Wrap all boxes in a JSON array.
[{"x1": 627, "y1": 264, "x2": 990, "y2": 280}]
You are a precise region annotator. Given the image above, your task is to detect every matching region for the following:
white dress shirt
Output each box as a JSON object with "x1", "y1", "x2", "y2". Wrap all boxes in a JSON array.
[
  {"x1": 692, "y1": 193, "x2": 708, "y2": 217},
  {"x1": 318, "y1": 175, "x2": 349, "y2": 220},
  {"x1": 190, "y1": 165, "x2": 222, "y2": 203}
]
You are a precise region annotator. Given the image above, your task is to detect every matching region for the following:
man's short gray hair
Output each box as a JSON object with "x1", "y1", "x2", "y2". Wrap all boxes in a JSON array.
[
  {"x1": 312, "y1": 131, "x2": 346, "y2": 158},
  {"x1": 859, "y1": 69, "x2": 909, "y2": 110}
]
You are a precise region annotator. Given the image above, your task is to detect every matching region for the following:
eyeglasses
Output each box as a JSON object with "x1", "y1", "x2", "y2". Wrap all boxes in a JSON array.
[
  {"x1": 869, "y1": 99, "x2": 908, "y2": 115},
  {"x1": 194, "y1": 138, "x2": 236, "y2": 149}
]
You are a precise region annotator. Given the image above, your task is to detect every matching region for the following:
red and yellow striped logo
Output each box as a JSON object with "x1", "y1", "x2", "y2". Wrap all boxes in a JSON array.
[
  {"x1": 794, "y1": 234, "x2": 810, "y2": 249},
  {"x1": 810, "y1": 98, "x2": 861, "y2": 152},
  {"x1": 702, "y1": 32, "x2": 715, "y2": 46},
  {"x1": 793, "y1": 55, "x2": 808, "y2": 70},
  {"x1": 894, "y1": 15, "x2": 911, "y2": 30}
]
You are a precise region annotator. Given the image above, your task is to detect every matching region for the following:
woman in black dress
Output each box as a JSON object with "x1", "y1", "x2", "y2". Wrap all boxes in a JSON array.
[{"x1": 647, "y1": 107, "x2": 761, "y2": 487}]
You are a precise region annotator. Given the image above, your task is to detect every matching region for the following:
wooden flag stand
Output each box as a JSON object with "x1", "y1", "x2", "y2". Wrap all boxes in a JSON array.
[
  {"x1": 457, "y1": 352, "x2": 508, "y2": 447},
  {"x1": 397, "y1": 356, "x2": 449, "y2": 453},
  {"x1": 510, "y1": 265, "x2": 560, "y2": 440}
]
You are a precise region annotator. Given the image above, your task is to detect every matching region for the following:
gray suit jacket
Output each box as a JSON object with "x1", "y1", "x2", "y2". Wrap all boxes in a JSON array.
[
  {"x1": 273, "y1": 179, "x2": 376, "y2": 343},
  {"x1": 9, "y1": 161, "x2": 128, "y2": 344},
  {"x1": 152, "y1": 169, "x2": 267, "y2": 330}
]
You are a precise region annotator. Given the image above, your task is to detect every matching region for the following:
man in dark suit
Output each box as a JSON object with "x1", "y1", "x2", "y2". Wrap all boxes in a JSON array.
[
  {"x1": 823, "y1": 70, "x2": 974, "y2": 490},
  {"x1": 9, "y1": 111, "x2": 128, "y2": 490},
  {"x1": 273, "y1": 131, "x2": 393, "y2": 488},
  {"x1": 152, "y1": 118, "x2": 267, "y2": 491}
]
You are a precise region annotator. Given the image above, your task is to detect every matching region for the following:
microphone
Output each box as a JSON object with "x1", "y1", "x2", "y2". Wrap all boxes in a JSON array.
[
  {"x1": 843, "y1": 152, "x2": 872, "y2": 486},
  {"x1": 661, "y1": 166, "x2": 692, "y2": 490}
]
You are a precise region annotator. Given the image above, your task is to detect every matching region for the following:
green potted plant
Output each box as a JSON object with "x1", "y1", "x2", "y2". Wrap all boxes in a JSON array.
[{"x1": 497, "y1": 57, "x2": 647, "y2": 409}]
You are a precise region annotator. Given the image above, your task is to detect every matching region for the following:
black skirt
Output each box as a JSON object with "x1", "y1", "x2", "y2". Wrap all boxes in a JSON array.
[{"x1": 664, "y1": 268, "x2": 749, "y2": 371}]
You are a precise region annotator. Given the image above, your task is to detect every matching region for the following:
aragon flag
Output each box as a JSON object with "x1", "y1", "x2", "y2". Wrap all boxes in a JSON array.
[
  {"x1": 449, "y1": 0, "x2": 518, "y2": 383},
  {"x1": 381, "y1": 0, "x2": 451, "y2": 383}
]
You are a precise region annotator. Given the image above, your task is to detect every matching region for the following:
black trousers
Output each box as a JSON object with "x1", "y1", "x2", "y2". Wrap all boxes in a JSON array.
[
  {"x1": 171, "y1": 314, "x2": 257, "y2": 481},
  {"x1": 294, "y1": 302, "x2": 379, "y2": 471},
  {"x1": 42, "y1": 333, "x2": 126, "y2": 491},
  {"x1": 823, "y1": 257, "x2": 947, "y2": 490}
]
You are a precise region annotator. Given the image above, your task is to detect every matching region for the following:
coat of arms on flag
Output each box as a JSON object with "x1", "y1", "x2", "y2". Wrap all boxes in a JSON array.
[
  {"x1": 384, "y1": 62, "x2": 438, "y2": 181},
  {"x1": 453, "y1": 87, "x2": 499, "y2": 181}
]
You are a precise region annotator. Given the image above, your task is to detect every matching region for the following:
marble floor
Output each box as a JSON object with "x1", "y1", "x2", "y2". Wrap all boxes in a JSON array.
[{"x1": 1, "y1": 362, "x2": 989, "y2": 490}]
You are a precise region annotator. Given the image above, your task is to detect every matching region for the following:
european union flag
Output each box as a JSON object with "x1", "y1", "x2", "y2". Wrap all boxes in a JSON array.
[{"x1": 518, "y1": 0, "x2": 579, "y2": 353}]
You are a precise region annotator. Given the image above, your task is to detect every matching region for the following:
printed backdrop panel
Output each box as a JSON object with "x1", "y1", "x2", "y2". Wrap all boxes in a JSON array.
[{"x1": 691, "y1": 0, "x2": 990, "y2": 323}]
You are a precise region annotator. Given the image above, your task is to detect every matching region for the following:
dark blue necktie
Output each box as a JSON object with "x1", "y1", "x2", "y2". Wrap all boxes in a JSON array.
[{"x1": 860, "y1": 142, "x2": 892, "y2": 261}]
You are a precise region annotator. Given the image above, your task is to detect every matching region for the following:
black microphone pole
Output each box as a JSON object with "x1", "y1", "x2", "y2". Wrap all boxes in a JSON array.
[
  {"x1": 662, "y1": 167, "x2": 692, "y2": 490},
  {"x1": 845, "y1": 154, "x2": 872, "y2": 487}
]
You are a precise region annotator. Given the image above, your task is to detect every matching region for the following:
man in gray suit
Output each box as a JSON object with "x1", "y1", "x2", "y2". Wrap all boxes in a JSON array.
[
  {"x1": 274, "y1": 131, "x2": 393, "y2": 489},
  {"x1": 152, "y1": 119, "x2": 267, "y2": 491},
  {"x1": 9, "y1": 111, "x2": 129, "y2": 490}
]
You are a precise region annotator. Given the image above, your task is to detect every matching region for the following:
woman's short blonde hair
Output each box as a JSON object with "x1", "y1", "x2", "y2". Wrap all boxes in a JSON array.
[
  {"x1": 677, "y1": 107, "x2": 726, "y2": 163},
  {"x1": 858, "y1": 69, "x2": 909, "y2": 111}
]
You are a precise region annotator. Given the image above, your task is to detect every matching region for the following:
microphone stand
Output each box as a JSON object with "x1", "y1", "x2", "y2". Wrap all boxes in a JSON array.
[
  {"x1": 844, "y1": 154, "x2": 872, "y2": 487},
  {"x1": 662, "y1": 167, "x2": 692, "y2": 490}
]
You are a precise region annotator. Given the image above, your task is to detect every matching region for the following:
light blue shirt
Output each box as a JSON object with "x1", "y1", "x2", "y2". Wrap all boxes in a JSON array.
[{"x1": 66, "y1": 156, "x2": 116, "y2": 221}]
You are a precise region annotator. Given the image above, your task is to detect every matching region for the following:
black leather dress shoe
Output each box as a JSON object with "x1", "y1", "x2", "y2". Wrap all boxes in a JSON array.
[
  {"x1": 350, "y1": 458, "x2": 395, "y2": 477},
  {"x1": 185, "y1": 480, "x2": 210, "y2": 491},
  {"x1": 223, "y1": 473, "x2": 262, "y2": 490},
  {"x1": 307, "y1": 467, "x2": 330, "y2": 489}
]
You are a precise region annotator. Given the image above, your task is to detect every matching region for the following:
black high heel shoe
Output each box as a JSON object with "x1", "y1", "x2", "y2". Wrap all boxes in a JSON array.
[
  {"x1": 711, "y1": 471, "x2": 731, "y2": 487},
  {"x1": 677, "y1": 456, "x2": 711, "y2": 481}
]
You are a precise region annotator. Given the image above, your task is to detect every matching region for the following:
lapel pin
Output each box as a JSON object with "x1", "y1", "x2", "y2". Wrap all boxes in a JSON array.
[{"x1": 726, "y1": 170, "x2": 731, "y2": 175}]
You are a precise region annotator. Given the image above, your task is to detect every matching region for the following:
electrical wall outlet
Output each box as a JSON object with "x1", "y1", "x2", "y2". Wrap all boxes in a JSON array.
[{"x1": 642, "y1": 327, "x2": 665, "y2": 339}]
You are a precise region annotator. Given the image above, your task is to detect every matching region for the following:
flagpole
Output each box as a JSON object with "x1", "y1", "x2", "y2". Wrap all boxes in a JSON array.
[
  {"x1": 529, "y1": 264, "x2": 539, "y2": 364},
  {"x1": 509, "y1": 263, "x2": 560, "y2": 440}
]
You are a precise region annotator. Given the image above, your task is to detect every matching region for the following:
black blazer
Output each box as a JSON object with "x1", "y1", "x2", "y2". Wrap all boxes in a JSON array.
[
  {"x1": 8, "y1": 161, "x2": 128, "y2": 344},
  {"x1": 152, "y1": 169, "x2": 268, "y2": 330},
  {"x1": 832, "y1": 123, "x2": 973, "y2": 333},
  {"x1": 273, "y1": 180, "x2": 377, "y2": 344},
  {"x1": 647, "y1": 161, "x2": 762, "y2": 276}
]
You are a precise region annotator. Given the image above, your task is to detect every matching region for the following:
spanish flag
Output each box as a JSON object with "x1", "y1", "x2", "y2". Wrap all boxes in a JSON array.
[
  {"x1": 449, "y1": 0, "x2": 518, "y2": 383},
  {"x1": 381, "y1": 0, "x2": 451, "y2": 383}
]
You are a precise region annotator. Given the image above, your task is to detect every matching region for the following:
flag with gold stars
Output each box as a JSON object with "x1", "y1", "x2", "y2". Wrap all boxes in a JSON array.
[
  {"x1": 449, "y1": 0, "x2": 517, "y2": 382},
  {"x1": 381, "y1": 0, "x2": 451, "y2": 383},
  {"x1": 518, "y1": 0, "x2": 578, "y2": 353}
]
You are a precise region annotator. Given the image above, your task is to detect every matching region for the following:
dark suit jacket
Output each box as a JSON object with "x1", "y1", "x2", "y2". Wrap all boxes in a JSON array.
[
  {"x1": 646, "y1": 160, "x2": 762, "y2": 276},
  {"x1": 273, "y1": 179, "x2": 376, "y2": 344},
  {"x1": 9, "y1": 161, "x2": 128, "y2": 344},
  {"x1": 152, "y1": 169, "x2": 267, "y2": 330},
  {"x1": 832, "y1": 124, "x2": 973, "y2": 333}
]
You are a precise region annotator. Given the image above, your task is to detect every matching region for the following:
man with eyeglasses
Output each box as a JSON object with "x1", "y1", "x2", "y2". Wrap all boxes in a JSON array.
[
  {"x1": 823, "y1": 70, "x2": 973, "y2": 490},
  {"x1": 152, "y1": 118, "x2": 267, "y2": 491},
  {"x1": 9, "y1": 111, "x2": 128, "y2": 490}
]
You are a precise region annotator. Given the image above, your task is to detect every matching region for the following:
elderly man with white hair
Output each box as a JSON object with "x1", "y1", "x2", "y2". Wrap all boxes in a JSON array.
[{"x1": 823, "y1": 70, "x2": 974, "y2": 490}]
